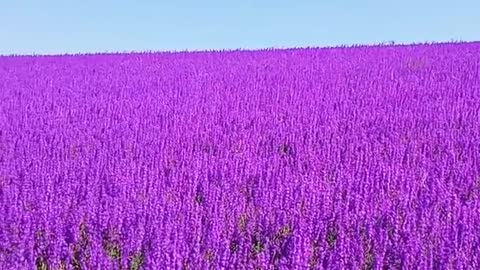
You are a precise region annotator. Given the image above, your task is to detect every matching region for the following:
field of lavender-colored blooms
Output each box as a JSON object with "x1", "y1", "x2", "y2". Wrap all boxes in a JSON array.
[{"x1": 0, "y1": 42, "x2": 480, "y2": 269}]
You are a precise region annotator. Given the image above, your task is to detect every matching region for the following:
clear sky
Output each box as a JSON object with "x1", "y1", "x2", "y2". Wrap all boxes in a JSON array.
[{"x1": 0, "y1": 0, "x2": 479, "y2": 55}]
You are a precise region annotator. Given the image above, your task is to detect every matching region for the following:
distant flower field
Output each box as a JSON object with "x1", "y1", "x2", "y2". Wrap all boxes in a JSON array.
[{"x1": 0, "y1": 42, "x2": 480, "y2": 269}]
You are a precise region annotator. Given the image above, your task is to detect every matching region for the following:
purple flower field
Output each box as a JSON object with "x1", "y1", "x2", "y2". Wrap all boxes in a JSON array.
[{"x1": 0, "y1": 42, "x2": 479, "y2": 269}]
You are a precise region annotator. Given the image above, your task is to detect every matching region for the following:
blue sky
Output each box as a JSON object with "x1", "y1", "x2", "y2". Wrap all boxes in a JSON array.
[{"x1": 0, "y1": 0, "x2": 479, "y2": 55}]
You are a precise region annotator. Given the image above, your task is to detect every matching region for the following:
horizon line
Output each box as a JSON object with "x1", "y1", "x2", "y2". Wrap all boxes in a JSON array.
[{"x1": 1, "y1": 39, "x2": 478, "y2": 58}]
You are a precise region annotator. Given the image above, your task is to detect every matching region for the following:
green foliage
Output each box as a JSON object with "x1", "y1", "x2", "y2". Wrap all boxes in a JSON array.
[
  {"x1": 128, "y1": 251, "x2": 145, "y2": 270},
  {"x1": 326, "y1": 225, "x2": 338, "y2": 250},
  {"x1": 102, "y1": 229, "x2": 122, "y2": 263},
  {"x1": 362, "y1": 243, "x2": 375, "y2": 270},
  {"x1": 250, "y1": 235, "x2": 264, "y2": 257},
  {"x1": 308, "y1": 240, "x2": 320, "y2": 270},
  {"x1": 107, "y1": 245, "x2": 121, "y2": 261},
  {"x1": 238, "y1": 213, "x2": 248, "y2": 233},
  {"x1": 35, "y1": 229, "x2": 49, "y2": 270},
  {"x1": 36, "y1": 256, "x2": 49, "y2": 270},
  {"x1": 273, "y1": 225, "x2": 292, "y2": 243},
  {"x1": 72, "y1": 222, "x2": 91, "y2": 270}
]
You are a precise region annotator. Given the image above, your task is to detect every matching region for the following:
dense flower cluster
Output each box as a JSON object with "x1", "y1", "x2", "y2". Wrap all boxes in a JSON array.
[{"x1": 0, "y1": 42, "x2": 480, "y2": 269}]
